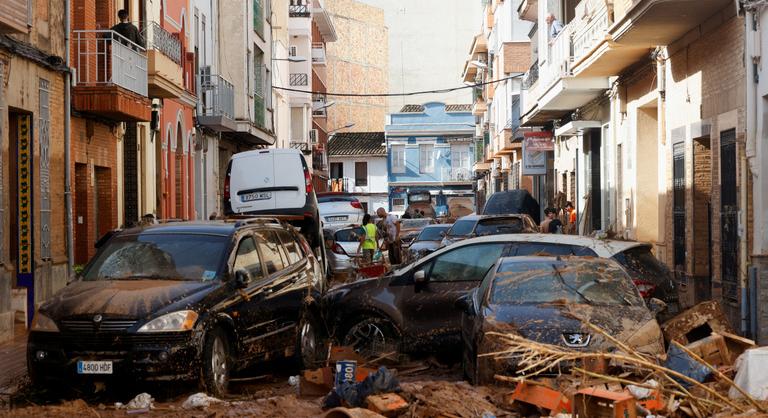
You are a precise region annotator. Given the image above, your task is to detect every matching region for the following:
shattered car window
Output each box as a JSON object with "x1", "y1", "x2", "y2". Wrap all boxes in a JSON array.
[
  {"x1": 612, "y1": 246, "x2": 673, "y2": 281},
  {"x1": 491, "y1": 260, "x2": 643, "y2": 306},
  {"x1": 83, "y1": 234, "x2": 228, "y2": 281},
  {"x1": 335, "y1": 227, "x2": 365, "y2": 242},
  {"x1": 475, "y1": 217, "x2": 524, "y2": 235},
  {"x1": 447, "y1": 219, "x2": 476, "y2": 237}
]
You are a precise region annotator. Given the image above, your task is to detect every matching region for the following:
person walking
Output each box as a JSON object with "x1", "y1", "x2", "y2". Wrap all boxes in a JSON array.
[
  {"x1": 357, "y1": 214, "x2": 379, "y2": 265},
  {"x1": 377, "y1": 207, "x2": 402, "y2": 265}
]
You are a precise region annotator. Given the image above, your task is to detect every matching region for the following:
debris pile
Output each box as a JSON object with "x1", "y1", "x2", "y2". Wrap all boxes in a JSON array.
[{"x1": 484, "y1": 301, "x2": 768, "y2": 417}]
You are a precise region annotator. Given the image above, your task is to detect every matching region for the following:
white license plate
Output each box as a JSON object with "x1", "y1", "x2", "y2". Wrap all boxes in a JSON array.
[
  {"x1": 241, "y1": 191, "x2": 272, "y2": 202},
  {"x1": 77, "y1": 360, "x2": 113, "y2": 374},
  {"x1": 327, "y1": 216, "x2": 348, "y2": 222}
]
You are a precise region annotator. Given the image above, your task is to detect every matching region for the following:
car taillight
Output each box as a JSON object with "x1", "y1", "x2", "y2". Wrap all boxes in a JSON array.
[
  {"x1": 223, "y1": 167, "x2": 231, "y2": 211},
  {"x1": 633, "y1": 279, "x2": 657, "y2": 298},
  {"x1": 332, "y1": 243, "x2": 347, "y2": 255},
  {"x1": 304, "y1": 167, "x2": 313, "y2": 194},
  {"x1": 350, "y1": 201, "x2": 362, "y2": 209}
]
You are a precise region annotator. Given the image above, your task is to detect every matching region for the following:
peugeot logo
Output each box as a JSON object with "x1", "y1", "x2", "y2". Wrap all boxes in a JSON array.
[
  {"x1": 93, "y1": 314, "x2": 103, "y2": 323},
  {"x1": 264, "y1": 177, "x2": 270, "y2": 183},
  {"x1": 562, "y1": 332, "x2": 591, "y2": 347}
]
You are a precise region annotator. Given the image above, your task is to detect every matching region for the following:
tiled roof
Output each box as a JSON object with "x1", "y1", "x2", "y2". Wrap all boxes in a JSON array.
[
  {"x1": 399, "y1": 104, "x2": 425, "y2": 113},
  {"x1": 445, "y1": 104, "x2": 473, "y2": 112},
  {"x1": 328, "y1": 132, "x2": 387, "y2": 156}
]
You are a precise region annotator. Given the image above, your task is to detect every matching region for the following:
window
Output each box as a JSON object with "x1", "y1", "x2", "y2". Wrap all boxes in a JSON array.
[
  {"x1": 289, "y1": 46, "x2": 298, "y2": 57},
  {"x1": 426, "y1": 243, "x2": 505, "y2": 282},
  {"x1": 392, "y1": 198, "x2": 406, "y2": 211},
  {"x1": 276, "y1": 230, "x2": 302, "y2": 265},
  {"x1": 451, "y1": 144, "x2": 470, "y2": 170},
  {"x1": 254, "y1": 231, "x2": 285, "y2": 274},
  {"x1": 234, "y1": 237, "x2": 264, "y2": 280},
  {"x1": 355, "y1": 162, "x2": 368, "y2": 186},
  {"x1": 330, "y1": 162, "x2": 343, "y2": 179},
  {"x1": 419, "y1": 144, "x2": 434, "y2": 173},
  {"x1": 391, "y1": 145, "x2": 405, "y2": 173},
  {"x1": 512, "y1": 243, "x2": 596, "y2": 257}
]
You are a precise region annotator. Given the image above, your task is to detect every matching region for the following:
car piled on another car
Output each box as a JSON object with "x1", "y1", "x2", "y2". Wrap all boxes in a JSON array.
[
  {"x1": 406, "y1": 224, "x2": 452, "y2": 262},
  {"x1": 317, "y1": 193, "x2": 365, "y2": 229},
  {"x1": 440, "y1": 214, "x2": 537, "y2": 247},
  {"x1": 399, "y1": 218, "x2": 436, "y2": 247}
]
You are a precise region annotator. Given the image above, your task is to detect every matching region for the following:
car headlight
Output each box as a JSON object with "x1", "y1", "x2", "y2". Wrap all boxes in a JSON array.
[
  {"x1": 137, "y1": 310, "x2": 198, "y2": 333},
  {"x1": 31, "y1": 313, "x2": 59, "y2": 332}
]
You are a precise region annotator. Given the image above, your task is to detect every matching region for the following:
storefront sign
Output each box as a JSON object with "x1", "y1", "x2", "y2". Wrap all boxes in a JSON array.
[
  {"x1": 18, "y1": 115, "x2": 33, "y2": 275},
  {"x1": 522, "y1": 132, "x2": 553, "y2": 176}
]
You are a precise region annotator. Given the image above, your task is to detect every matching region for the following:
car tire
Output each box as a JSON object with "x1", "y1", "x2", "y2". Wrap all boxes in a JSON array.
[
  {"x1": 343, "y1": 317, "x2": 401, "y2": 360},
  {"x1": 297, "y1": 313, "x2": 324, "y2": 368},
  {"x1": 201, "y1": 328, "x2": 231, "y2": 397}
]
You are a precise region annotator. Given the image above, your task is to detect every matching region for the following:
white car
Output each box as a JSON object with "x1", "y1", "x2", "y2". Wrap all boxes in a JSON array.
[{"x1": 317, "y1": 193, "x2": 365, "y2": 229}]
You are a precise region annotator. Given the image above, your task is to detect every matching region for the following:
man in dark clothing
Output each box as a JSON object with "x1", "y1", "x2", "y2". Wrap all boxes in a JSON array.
[{"x1": 111, "y1": 9, "x2": 144, "y2": 47}]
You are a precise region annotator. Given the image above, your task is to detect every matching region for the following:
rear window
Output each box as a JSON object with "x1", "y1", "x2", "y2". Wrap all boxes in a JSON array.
[
  {"x1": 318, "y1": 195, "x2": 358, "y2": 203},
  {"x1": 335, "y1": 227, "x2": 364, "y2": 242},
  {"x1": 475, "y1": 217, "x2": 524, "y2": 236},
  {"x1": 417, "y1": 226, "x2": 450, "y2": 241},
  {"x1": 448, "y1": 219, "x2": 476, "y2": 237},
  {"x1": 409, "y1": 193, "x2": 431, "y2": 203},
  {"x1": 491, "y1": 260, "x2": 643, "y2": 306},
  {"x1": 513, "y1": 243, "x2": 597, "y2": 257}
]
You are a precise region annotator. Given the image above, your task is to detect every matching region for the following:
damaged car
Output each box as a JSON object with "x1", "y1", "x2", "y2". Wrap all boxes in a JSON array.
[
  {"x1": 458, "y1": 256, "x2": 666, "y2": 384},
  {"x1": 406, "y1": 224, "x2": 452, "y2": 262},
  {"x1": 27, "y1": 219, "x2": 326, "y2": 396},
  {"x1": 440, "y1": 214, "x2": 538, "y2": 248}
]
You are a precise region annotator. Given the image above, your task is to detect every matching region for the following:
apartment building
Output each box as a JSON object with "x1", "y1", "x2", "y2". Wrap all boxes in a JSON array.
[
  {"x1": 328, "y1": 132, "x2": 389, "y2": 213},
  {"x1": 385, "y1": 103, "x2": 476, "y2": 215},
  {"x1": 0, "y1": 1, "x2": 70, "y2": 341},
  {"x1": 465, "y1": 0, "x2": 533, "y2": 212}
]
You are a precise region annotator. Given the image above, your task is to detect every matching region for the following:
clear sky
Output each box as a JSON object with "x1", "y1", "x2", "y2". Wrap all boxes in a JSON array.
[{"x1": 355, "y1": 0, "x2": 483, "y2": 112}]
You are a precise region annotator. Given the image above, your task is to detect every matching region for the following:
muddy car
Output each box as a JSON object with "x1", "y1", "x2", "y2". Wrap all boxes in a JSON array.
[
  {"x1": 400, "y1": 218, "x2": 436, "y2": 246},
  {"x1": 440, "y1": 214, "x2": 537, "y2": 248},
  {"x1": 407, "y1": 224, "x2": 452, "y2": 262},
  {"x1": 27, "y1": 220, "x2": 326, "y2": 396},
  {"x1": 458, "y1": 256, "x2": 666, "y2": 384}
]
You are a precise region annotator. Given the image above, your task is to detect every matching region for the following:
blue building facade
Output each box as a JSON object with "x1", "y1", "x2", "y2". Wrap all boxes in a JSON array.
[{"x1": 385, "y1": 102, "x2": 476, "y2": 216}]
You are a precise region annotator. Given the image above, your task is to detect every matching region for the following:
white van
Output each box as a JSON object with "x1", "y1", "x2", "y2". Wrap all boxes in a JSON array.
[{"x1": 224, "y1": 149, "x2": 325, "y2": 263}]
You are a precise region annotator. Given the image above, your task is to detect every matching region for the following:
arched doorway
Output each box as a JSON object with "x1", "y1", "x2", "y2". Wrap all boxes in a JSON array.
[{"x1": 175, "y1": 122, "x2": 184, "y2": 219}]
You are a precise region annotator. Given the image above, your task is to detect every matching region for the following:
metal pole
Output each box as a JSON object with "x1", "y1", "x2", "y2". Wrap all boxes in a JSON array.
[{"x1": 64, "y1": 0, "x2": 74, "y2": 276}]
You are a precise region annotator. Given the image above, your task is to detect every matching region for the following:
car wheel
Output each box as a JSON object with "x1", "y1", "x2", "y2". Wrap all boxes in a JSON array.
[
  {"x1": 298, "y1": 314, "x2": 324, "y2": 368},
  {"x1": 343, "y1": 317, "x2": 401, "y2": 360},
  {"x1": 201, "y1": 328, "x2": 231, "y2": 397}
]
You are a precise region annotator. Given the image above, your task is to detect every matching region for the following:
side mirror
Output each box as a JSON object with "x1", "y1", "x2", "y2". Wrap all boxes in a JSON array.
[
  {"x1": 649, "y1": 297, "x2": 668, "y2": 315},
  {"x1": 440, "y1": 231, "x2": 447, "y2": 238},
  {"x1": 235, "y1": 269, "x2": 252, "y2": 289},
  {"x1": 414, "y1": 270, "x2": 428, "y2": 285},
  {"x1": 455, "y1": 295, "x2": 471, "y2": 312}
]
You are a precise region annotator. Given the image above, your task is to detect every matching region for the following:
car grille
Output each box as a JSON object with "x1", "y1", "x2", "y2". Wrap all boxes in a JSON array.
[
  {"x1": 33, "y1": 332, "x2": 191, "y2": 352},
  {"x1": 61, "y1": 319, "x2": 138, "y2": 333}
]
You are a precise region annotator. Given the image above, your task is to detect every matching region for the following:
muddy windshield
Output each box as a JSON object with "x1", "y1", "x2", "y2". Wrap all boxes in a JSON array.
[
  {"x1": 491, "y1": 260, "x2": 643, "y2": 306},
  {"x1": 448, "y1": 219, "x2": 476, "y2": 237},
  {"x1": 475, "y1": 217, "x2": 524, "y2": 235},
  {"x1": 82, "y1": 234, "x2": 229, "y2": 281},
  {"x1": 417, "y1": 226, "x2": 450, "y2": 241}
]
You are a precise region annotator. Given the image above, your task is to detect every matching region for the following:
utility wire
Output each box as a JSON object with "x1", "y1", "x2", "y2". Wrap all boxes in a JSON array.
[{"x1": 271, "y1": 74, "x2": 524, "y2": 97}]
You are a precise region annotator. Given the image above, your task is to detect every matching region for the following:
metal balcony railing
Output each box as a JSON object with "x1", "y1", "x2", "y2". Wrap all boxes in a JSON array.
[
  {"x1": 290, "y1": 73, "x2": 309, "y2": 86},
  {"x1": 289, "y1": 5, "x2": 311, "y2": 17},
  {"x1": 197, "y1": 72, "x2": 235, "y2": 119},
  {"x1": 542, "y1": 24, "x2": 573, "y2": 88},
  {"x1": 73, "y1": 30, "x2": 148, "y2": 96},
  {"x1": 522, "y1": 61, "x2": 539, "y2": 89},
  {"x1": 328, "y1": 177, "x2": 352, "y2": 193},
  {"x1": 505, "y1": 95, "x2": 521, "y2": 132},
  {"x1": 572, "y1": 2, "x2": 611, "y2": 63},
  {"x1": 143, "y1": 21, "x2": 182, "y2": 64},
  {"x1": 290, "y1": 141, "x2": 311, "y2": 153}
]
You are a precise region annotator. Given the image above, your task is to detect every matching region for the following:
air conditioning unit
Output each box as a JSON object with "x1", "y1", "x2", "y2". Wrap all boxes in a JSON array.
[{"x1": 309, "y1": 129, "x2": 318, "y2": 144}]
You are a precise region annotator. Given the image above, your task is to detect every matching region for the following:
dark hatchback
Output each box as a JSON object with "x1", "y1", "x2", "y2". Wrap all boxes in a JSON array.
[
  {"x1": 458, "y1": 256, "x2": 665, "y2": 384},
  {"x1": 27, "y1": 220, "x2": 325, "y2": 396},
  {"x1": 439, "y1": 214, "x2": 538, "y2": 248}
]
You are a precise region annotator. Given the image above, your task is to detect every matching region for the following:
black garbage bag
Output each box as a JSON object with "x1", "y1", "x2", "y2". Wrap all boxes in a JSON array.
[{"x1": 322, "y1": 366, "x2": 401, "y2": 409}]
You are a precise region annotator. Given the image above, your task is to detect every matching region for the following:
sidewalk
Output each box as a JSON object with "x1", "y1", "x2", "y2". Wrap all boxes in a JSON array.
[{"x1": 0, "y1": 323, "x2": 28, "y2": 402}]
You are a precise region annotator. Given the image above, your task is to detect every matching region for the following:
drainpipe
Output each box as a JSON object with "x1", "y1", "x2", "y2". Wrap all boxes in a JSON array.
[
  {"x1": 741, "y1": 148, "x2": 750, "y2": 336},
  {"x1": 64, "y1": 0, "x2": 74, "y2": 277}
]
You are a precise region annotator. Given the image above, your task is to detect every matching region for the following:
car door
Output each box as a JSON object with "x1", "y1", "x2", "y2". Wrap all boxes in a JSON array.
[
  {"x1": 273, "y1": 151, "x2": 306, "y2": 209},
  {"x1": 398, "y1": 242, "x2": 509, "y2": 348}
]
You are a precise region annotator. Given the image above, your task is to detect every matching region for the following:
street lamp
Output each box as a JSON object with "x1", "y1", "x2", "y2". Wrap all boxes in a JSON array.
[
  {"x1": 272, "y1": 56, "x2": 307, "y2": 62},
  {"x1": 328, "y1": 123, "x2": 355, "y2": 134},
  {"x1": 469, "y1": 60, "x2": 488, "y2": 69},
  {"x1": 313, "y1": 100, "x2": 336, "y2": 111}
]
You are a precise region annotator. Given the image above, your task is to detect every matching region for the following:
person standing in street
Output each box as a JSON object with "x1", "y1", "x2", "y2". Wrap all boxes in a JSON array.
[
  {"x1": 357, "y1": 214, "x2": 379, "y2": 265},
  {"x1": 540, "y1": 208, "x2": 563, "y2": 233},
  {"x1": 111, "y1": 9, "x2": 144, "y2": 47},
  {"x1": 564, "y1": 201, "x2": 576, "y2": 234},
  {"x1": 377, "y1": 207, "x2": 401, "y2": 265}
]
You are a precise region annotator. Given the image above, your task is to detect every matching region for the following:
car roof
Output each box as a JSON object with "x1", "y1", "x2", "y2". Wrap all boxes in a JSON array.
[
  {"x1": 458, "y1": 233, "x2": 649, "y2": 256},
  {"x1": 455, "y1": 214, "x2": 529, "y2": 222},
  {"x1": 119, "y1": 220, "x2": 292, "y2": 237},
  {"x1": 232, "y1": 148, "x2": 300, "y2": 159},
  {"x1": 423, "y1": 224, "x2": 452, "y2": 229}
]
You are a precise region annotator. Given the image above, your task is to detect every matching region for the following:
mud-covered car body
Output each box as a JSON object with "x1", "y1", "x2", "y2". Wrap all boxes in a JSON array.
[
  {"x1": 459, "y1": 256, "x2": 665, "y2": 384},
  {"x1": 27, "y1": 220, "x2": 325, "y2": 393},
  {"x1": 406, "y1": 224, "x2": 452, "y2": 261},
  {"x1": 440, "y1": 214, "x2": 538, "y2": 248}
]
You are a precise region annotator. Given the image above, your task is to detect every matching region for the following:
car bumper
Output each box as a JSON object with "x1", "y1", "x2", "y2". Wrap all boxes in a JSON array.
[{"x1": 27, "y1": 331, "x2": 202, "y2": 382}]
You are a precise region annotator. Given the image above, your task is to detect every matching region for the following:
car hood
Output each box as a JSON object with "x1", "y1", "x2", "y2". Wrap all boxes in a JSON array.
[
  {"x1": 483, "y1": 302, "x2": 664, "y2": 356},
  {"x1": 41, "y1": 279, "x2": 219, "y2": 320}
]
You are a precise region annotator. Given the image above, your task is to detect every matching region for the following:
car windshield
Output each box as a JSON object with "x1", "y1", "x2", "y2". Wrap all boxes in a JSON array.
[
  {"x1": 401, "y1": 219, "x2": 432, "y2": 229},
  {"x1": 318, "y1": 195, "x2": 357, "y2": 203},
  {"x1": 417, "y1": 226, "x2": 450, "y2": 241},
  {"x1": 490, "y1": 260, "x2": 643, "y2": 306},
  {"x1": 335, "y1": 227, "x2": 364, "y2": 242},
  {"x1": 475, "y1": 217, "x2": 524, "y2": 235},
  {"x1": 448, "y1": 219, "x2": 476, "y2": 237},
  {"x1": 82, "y1": 233, "x2": 229, "y2": 281},
  {"x1": 612, "y1": 246, "x2": 674, "y2": 280}
]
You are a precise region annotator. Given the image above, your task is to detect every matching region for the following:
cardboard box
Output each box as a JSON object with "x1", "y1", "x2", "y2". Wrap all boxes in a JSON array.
[{"x1": 573, "y1": 387, "x2": 637, "y2": 418}]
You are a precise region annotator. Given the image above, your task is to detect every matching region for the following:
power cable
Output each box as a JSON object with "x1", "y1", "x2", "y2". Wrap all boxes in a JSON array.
[{"x1": 271, "y1": 74, "x2": 524, "y2": 97}]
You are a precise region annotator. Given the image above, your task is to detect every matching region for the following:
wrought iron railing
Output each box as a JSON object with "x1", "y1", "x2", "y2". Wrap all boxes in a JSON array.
[
  {"x1": 522, "y1": 62, "x2": 539, "y2": 89},
  {"x1": 289, "y1": 5, "x2": 311, "y2": 17},
  {"x1": 73, "y1": 30, "x2": 148, "y2": 96},
  {"x1": 290, "y1": 73, "x2": 309, "y2": 86},
  {"x1": 197, "y1": 72, "x2": 234, "y2": 119},
  {"x1": 290, "y1": 141, "x2": 311, "y2": 153},
  {"x1": 328, "y1": 177, "x2": 351, "y2": 193},
  {"x1": 143, "y1": 21, "x2": 182, "y2": 64}
]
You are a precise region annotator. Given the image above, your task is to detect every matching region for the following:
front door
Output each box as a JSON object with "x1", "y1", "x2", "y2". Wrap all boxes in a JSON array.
[{"x1": 399, "y1": 242, "x2": 508, "y2": 348}]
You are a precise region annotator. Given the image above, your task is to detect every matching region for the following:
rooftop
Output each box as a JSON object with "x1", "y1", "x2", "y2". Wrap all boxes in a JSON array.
[{"x1": 328, "y1": 132, "x2": 387, "y2": 157}]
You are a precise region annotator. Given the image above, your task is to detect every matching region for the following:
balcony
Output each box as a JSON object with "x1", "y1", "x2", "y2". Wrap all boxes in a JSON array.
[
  {"x1": 290, "y1": 141, "x2": 312, "y2": 154},
  {"x1": 72, "y1": 30, "x2": 150, "y2": 121},
  {"x1": 196, "y1": 72, "x2": 236, "y2": 132},
  {"x1": 328, "y1": 177, "x2": 352, "y2": 193},
  {"x1": 290, "y1": 73, "x2": 309, "y2": 86},
  {"x1": 289, "y1": 5, "x2": 311, "y2": 17},
  {"x1": 312, "y1": 146, "x2": 327, "y2": 172},
  {"x1": 472, "y1": 88, "x2": 487, "y2": 116},
  {"x1": 439, "y1": 167, "x2": 473, "y2": 183},
  {"x1": 473, "y1": 141, "x2": 491, "y2": 172},
  {"x1": 312, "y1": 43, "x2": 327, "y2": 65},
  {"x1": 0, "y1": 0, "x2": 30, "y2": 34},
  {"x1": 143, "y1": 22, "x2": 184, "y2": 98},
  {"x1": 313, "y1": 94, "x2": 328, "y2": 117}
]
